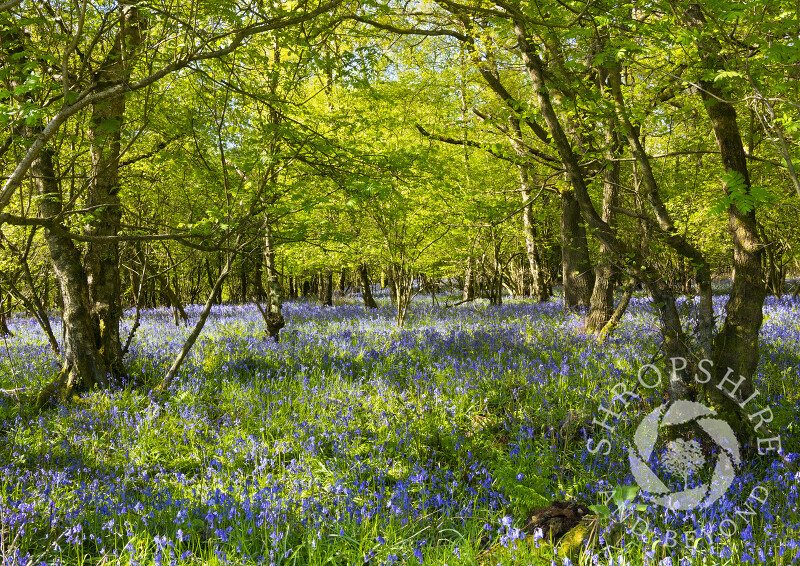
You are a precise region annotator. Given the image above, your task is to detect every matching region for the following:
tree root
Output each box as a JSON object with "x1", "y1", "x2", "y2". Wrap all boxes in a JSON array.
[
  {"x1": 265, "y1": 314, "x2": 285, "y2": 343},
  {"x1": 32, "y1": 364, "x2": 74, "y2": 410}
]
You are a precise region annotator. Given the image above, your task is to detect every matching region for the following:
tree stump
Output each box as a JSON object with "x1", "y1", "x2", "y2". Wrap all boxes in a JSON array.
[{"x1": 522, "y1": 501, "x2": 592, "y2": 544}]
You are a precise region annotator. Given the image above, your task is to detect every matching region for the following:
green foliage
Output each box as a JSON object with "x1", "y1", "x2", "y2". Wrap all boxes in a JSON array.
[{"x1": 709, "y1": 171, "x2": 777, "y2": 216}]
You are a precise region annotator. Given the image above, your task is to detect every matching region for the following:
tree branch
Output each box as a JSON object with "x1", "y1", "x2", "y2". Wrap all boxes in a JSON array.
[
  {"x1": 0, "y1": 0, "x2": 22, "y2": 12},
  {"x1": 415, "y1": 124, "x2": 519, "y2": 162},
  {"x1": 0, "y1": 0, "x2": 344, "y2": 219},
  {"x1": 119, "y1": 136, "x2": 180, "y2": 168}
]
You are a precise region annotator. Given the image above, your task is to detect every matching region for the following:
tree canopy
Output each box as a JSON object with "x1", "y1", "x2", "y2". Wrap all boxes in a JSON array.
[{"x1": 0, "y1": 0, "x2": 798, "y2": 412}]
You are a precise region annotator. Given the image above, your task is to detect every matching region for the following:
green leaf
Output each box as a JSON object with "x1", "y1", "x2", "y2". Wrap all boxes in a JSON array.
[
  {"x1": 713, "y1": 69, "x2": 743, "y2": 82},
  {"x1": 612, "y1": 485, "x2": 639, "y2": 506},
  {"x1": 721, "y1": 170, "x2": 747, "y2": 191},
  {"x1": 96, "y1": 118, "x2": 121, "y2": 134},
  {"x1": 588, "y1": 504, "x2": 611, "y2": 518}
]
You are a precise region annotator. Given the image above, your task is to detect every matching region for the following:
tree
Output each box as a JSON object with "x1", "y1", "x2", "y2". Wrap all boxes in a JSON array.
[
  {"x1": 354, "y1": 0, "x2": 790, "y2": 431},
  {"x1": 0, "y1": 0, "x2": 345, "y2": 404}
]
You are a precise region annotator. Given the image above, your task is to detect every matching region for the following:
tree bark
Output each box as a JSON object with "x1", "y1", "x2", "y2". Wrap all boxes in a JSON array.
[
  {"x1": 263, "y1": 222, "x2": 285, "y2": 341},
  {"x1": 676, "y1": 4, "x2": 766, "y2": 430},
  {"x1": 586, "y1": 115, "x2": 620, "y2": 332},
  {"x1": 560, "y1": 189, "x2": 594, "y2": 309},
  {"x1": 359, "y1": 263, "x2": 378, "y2": 308},
  {"x1": 84, "y1": 1, "x2": 145, "y2": 380},
  {"x1": 32, "y1": 145, "x2": 109, "y2": 406}
]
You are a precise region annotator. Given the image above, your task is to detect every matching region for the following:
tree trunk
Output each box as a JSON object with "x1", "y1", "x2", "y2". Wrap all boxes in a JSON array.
[
  {"x1": 586, "y1": 121, "x2": 620, "y2": 332},
  {"x1": 519, "y1": 168, "x2": 550, "y2": 302},
  {"x1": 253, "y1": 253, "x2": 265, "y2": 302},
  {"x1": 560, "y1": 189, "x2": 594, "y2": 309},
  {"x1": 761, "y1": 232, "x2": 785, "y2": 297},
  {"x1": 596, "y1": 279, "x2": 636, "y2": 341},
  {"x1": 512, "y1": 20, "x2": 690, "y2": 400},
  {"x1": 606, "y1": 57, "x2": 714, "y2": 358},
  {"x1": 323, "y1": 268, "x2": 333, "y2": 306},
  {"x1": 157, "y1": 274, "x2": 188, "y2": 325},
  {"x1": 682, "y1": 4, "x2": 766, "y2": 432},
  {"x1": 390, "y1": 262, "x2": 414, "y2": 325},
  {"x1": 5, "y1": 233, "x2": 60, "y2": 351},
  {"x1": 490, "y1": 240, "x2": 504, "y2": 305},
  {"x1": 359, "y1": 264, "x2": 378, "y2": 308},
  {"x1": 206, "y1": 256, "x2": 223, "y2": 304},
  {"x1": 263, "y1": 223, "x2": 285, "y2": 341},
  {"x1": 509, "y1": 118, "x2": 550, "y2": 302},
  {"x1": 32, "y1": 145, "x2": 109, "y2": 405},
  {"x1": 84, "y1": 1, "x2": 144, "y2": 381},
  {"x1": 463, "y1": 257, "x2": 474, "y2": 301},
  {"x1": 0, "y1": 286, "x2": 11, "y2": 336},
  {"x1": 157, "y1": 242, "x2": 238, "y2": 393},
  {"x1": 387, "y1": 269, "x2": 397, "y2": 305}
]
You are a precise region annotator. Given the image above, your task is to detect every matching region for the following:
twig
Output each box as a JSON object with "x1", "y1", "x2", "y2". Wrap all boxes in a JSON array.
[
  {"x1": 442, "y1": 296, "x2": 480, "y2": 309},
  {"x1": 121, "y1": 245, "x2": 149, "y2": 357}
]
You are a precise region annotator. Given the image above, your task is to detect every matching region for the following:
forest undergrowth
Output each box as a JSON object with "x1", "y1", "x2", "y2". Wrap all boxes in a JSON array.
[{"x1": 1, "y1": 290, "x2": 798, "y2": 565}]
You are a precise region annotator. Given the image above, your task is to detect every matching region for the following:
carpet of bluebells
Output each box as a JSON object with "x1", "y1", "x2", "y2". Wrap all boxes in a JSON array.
[{"x1": 0, "y1": 288, "x2": 799, "y2": 565}]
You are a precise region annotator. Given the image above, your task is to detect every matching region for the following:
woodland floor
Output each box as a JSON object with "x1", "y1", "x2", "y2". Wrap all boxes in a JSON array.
[{"x1": 1, "y1": 287, "x2": 799, "y2": 565}]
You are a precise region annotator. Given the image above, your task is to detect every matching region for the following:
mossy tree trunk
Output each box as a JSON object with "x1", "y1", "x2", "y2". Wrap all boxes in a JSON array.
[
  {"x1": 359, "y1": 263, "x2": 378, "y2": 308},
  {"x1": 32, "y1": 145, "x2": 110, "y2": 405},
  {"x1": 586, "y1": 116, "x2": 620, "y2": 333},
  {"x1": 84, "y1": 1, "x2": 145, "y2": 382},
  {"x1": 560, "y1": 189, "x2": 594, "y2": 309},
  {"x1": 263, "y1": 222, "x2": 285, "y2": 342}
]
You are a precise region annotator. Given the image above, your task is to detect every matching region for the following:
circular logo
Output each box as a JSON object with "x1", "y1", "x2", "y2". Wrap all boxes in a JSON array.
[{"x1": 628, "y1": 400, "x2": 741, "y2": 510}]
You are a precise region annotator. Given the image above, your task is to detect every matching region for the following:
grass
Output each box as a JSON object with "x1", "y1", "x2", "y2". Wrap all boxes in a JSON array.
[{"x1": 0, "y1": 291, "x2": 798, "y2": 565}]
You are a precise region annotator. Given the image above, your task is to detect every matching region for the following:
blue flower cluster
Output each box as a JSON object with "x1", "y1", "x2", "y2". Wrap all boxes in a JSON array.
[{"x1": 0, "y1": 292, "x2": 797, "y2": 564}]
